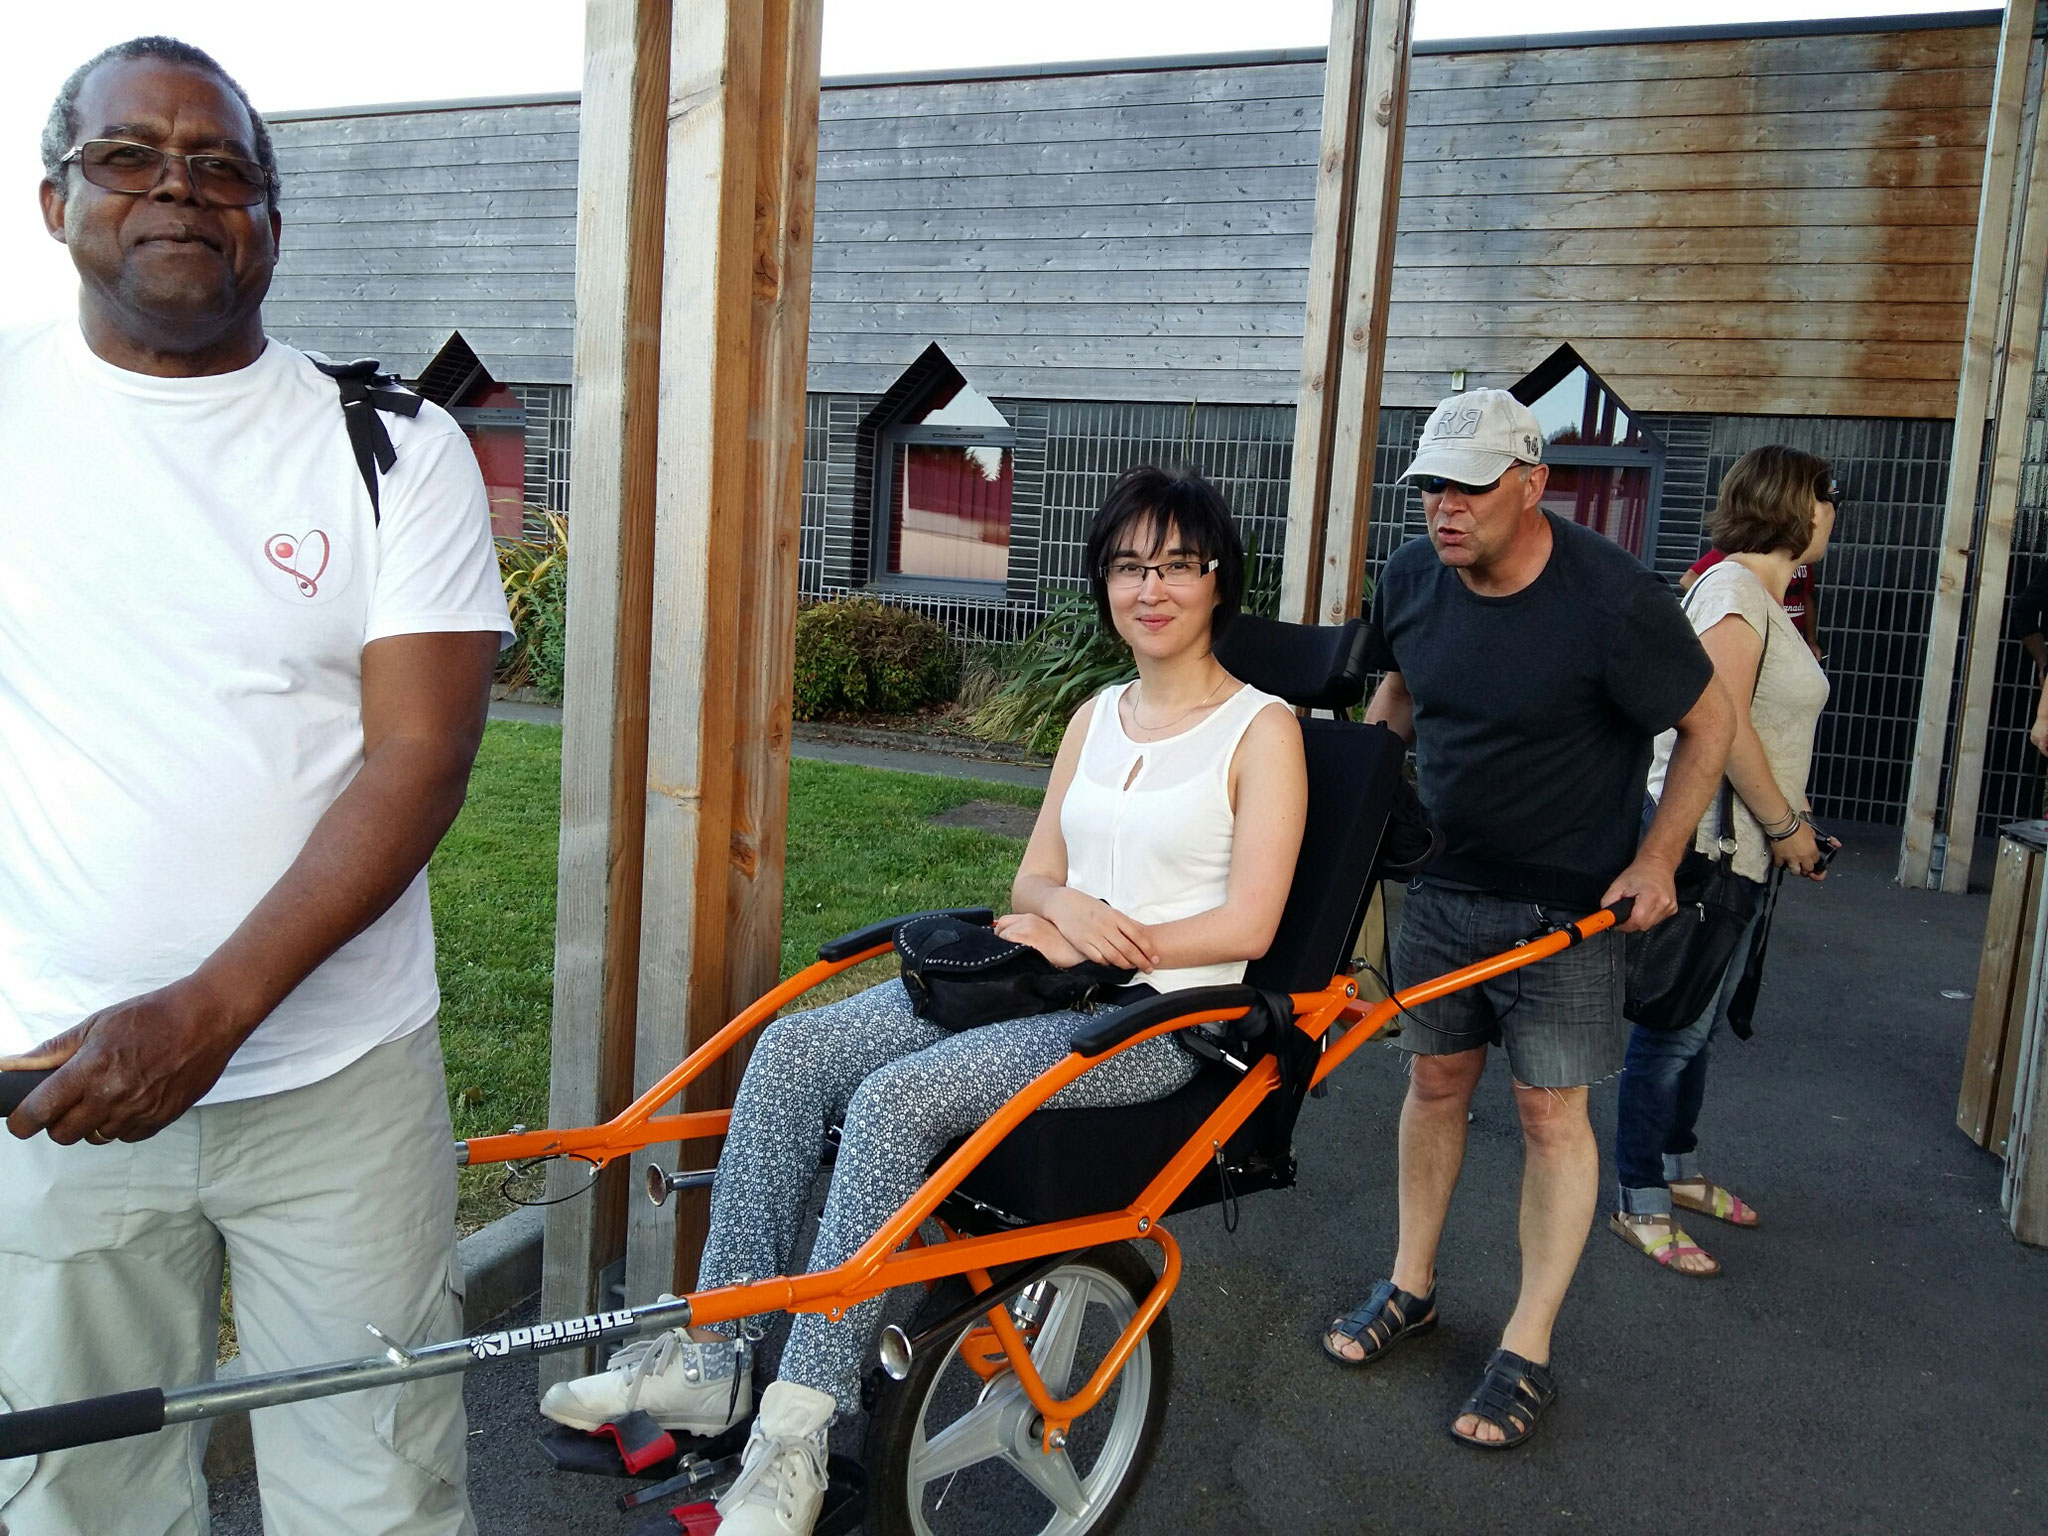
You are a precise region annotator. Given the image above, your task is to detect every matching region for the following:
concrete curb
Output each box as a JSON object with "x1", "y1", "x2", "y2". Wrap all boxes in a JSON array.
[
  {"x1": 203, "y1": 1204, "x2": 547, "y2": 1480},
  {"x1": 458, "y1": 1203, "x2": 548, "y2": 1331}
]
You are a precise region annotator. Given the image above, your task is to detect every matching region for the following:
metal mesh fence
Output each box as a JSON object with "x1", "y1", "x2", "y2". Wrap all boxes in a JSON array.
[
  {"x1": 510, "y1": 383, "x2": 573, "y2": 538},
  {"x1": 793, "y1": 387, "x2": 1983, "y2": 829}
]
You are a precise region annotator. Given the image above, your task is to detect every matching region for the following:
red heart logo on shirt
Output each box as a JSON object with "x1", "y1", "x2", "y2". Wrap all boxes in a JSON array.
[{"x1": 265, "y1": 530, "x2": 331, "y2": 598}]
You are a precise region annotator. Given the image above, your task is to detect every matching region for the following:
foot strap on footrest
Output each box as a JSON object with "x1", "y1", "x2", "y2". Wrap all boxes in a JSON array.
[
  {"x1": 602, "y1": 1411, "x2": 680, "y2": 1475},
  {"x1": 538, "y1": 1414, "x2": 680, "y2": 1479}
]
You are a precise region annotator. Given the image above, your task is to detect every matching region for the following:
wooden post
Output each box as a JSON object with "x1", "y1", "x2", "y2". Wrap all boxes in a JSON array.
[
  {"x1": 724, "y1": 0, "x2": 822, "y2": 1031},
  {"x1": 539, "y1": 0, "x2": 669, "y2": 1386},
  {"x1": 1314, "y1": 0, "x2": 1414, "y2": 627},
  {"x1": 1278, "y1": 0, "x2": 1415, "y2": 628},
  {"x1": 1900, "y1": 1, "x2": 2039, "y2": 889},
  {"x1": 1937, "y1": 58, "x2": 2048, "y2": 894},
  {"x1": 1279, "y1": 0, "x2": 1370, "y2": 626},
  {"x1": 621, "y1": 0, "x2": 819, "y2": 1300}
]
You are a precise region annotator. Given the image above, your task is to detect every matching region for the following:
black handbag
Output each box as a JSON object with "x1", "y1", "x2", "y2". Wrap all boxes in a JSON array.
[
  {"x1": 895, "y1": 913, "x2": 1134, "y2": 1032},
  {"x1": 1623, "y1": 791, "x2": 1762, "y2": 1032},
  {"x1": 1624, "y1": 574, "x2": 1769, "y2": 1033}
]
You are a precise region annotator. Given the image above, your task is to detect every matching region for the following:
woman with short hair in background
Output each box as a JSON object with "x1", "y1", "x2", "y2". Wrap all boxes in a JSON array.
[{"x1": 1611, "y1": 446, "x2": 1837, "y2": 1277}]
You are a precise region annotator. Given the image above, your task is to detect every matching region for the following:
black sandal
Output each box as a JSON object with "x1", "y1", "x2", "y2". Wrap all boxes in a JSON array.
[
  {"x1": 1322, "y1": 1279, "x2": 1437, "y2": 1367},
  {"x1": 1450, "y1": 1347, "x2": 1557, "y2": 1450}
]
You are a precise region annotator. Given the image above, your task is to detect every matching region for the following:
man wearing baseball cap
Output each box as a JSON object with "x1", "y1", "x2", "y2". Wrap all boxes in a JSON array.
[{"x1": 1321, "y1": 389, "x2": 1733, "y2": 1448}]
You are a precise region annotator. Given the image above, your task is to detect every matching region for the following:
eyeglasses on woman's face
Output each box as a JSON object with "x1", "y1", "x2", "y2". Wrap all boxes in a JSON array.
[{"x1": 1102, "y1": 556, "x2": 1219, "y2": 589}]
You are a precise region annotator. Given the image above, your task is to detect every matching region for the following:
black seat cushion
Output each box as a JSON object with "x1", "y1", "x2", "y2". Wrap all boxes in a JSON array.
[{"x1": 947, "y1": 1058, "x2": 1296, "y2": 1232}]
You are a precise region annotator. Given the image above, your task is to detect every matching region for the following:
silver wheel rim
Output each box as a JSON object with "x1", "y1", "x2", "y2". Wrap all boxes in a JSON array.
[{"x1": 902, "y1": 1259, "x2": 1154, "y2": 1536}]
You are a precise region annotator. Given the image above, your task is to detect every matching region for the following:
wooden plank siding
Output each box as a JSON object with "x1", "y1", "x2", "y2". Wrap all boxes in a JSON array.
[{"x1": 261, "y1": 17, "x2": 1998, "y2": 414}]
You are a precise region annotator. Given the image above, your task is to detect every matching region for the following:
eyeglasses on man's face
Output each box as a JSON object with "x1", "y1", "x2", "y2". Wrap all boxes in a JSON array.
[
  {"x1": 1416, "y1": 473, "x2": 1505, "y2": 497},
  {"x1": 59, "y1": 139, "x2": 268, "y2": 208},
  {"x1": 1102, "y1": 556, "x2": 1219, "y2": 589}
]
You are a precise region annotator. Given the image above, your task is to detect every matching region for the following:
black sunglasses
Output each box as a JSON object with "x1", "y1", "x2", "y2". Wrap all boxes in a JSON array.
[
  {"x1": 1416, "y1": 473, "x2": 1504, "y2": 497},
  {"x1": 1816, "y1": 475, "x2": 1841, "y2": 506}
]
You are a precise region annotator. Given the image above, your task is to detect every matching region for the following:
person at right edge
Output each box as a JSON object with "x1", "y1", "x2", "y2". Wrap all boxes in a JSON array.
[
  {"x1": 1320, "y1": 389, "x2": 1734, "y2": 1449},
  {"x1": 1611, "y1": 447, "x2": 1837, "y2": 1276}
]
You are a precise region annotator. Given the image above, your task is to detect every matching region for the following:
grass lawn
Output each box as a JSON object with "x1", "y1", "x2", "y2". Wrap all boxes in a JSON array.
[{"x1": 435, "y1": 721, "x2": 1042, "y2": 1230}]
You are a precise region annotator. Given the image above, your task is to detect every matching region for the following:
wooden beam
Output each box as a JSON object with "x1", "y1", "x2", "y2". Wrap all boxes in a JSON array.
[
  {"x1": 1279, "y1": 0, "x2": 1370, "y2": 625},
  {"x1": 621, "y1": 0, "x2": 767, "y2": 1302},
  {"x1": 1899, "y1": 0, "x2": 2038, "y2": 890},
  {"x1": 539, "y1": 0, "x2": 669, "y2": 1388},
  {"x1": 681, "y1": 0, "x2": 825, "y2": 1282},
  {"x1": 1316, "y1": 0, "x2": 1415, "y2": 627},
  {"x1": 1939, "y1": 42, "x2": 2048, "y2": 895}
]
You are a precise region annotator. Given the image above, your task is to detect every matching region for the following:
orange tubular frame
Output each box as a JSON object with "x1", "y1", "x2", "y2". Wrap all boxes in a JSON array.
[{"x1": 458, "y1": 906, "x2": 1622, "y2": 1451}]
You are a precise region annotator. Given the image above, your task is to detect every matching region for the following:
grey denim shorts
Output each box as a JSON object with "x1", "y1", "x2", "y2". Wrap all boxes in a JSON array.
[{"x1": 1388, "y1": 878, "x2": 1627, "y2": 1089}]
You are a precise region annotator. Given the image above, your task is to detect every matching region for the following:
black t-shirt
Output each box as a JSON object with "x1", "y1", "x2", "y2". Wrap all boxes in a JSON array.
[
  {"x1": 2011, "y1": 561, "x2": 2048, "y2": 643},
  {"x1": 1366, "y1": 513, "x2": 1714, "y2": 908}
]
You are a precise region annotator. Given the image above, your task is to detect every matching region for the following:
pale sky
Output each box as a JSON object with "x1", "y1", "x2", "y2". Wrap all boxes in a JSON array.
[{"x1": 0, "y1": 0, "x2": 1987, "y2": 325}]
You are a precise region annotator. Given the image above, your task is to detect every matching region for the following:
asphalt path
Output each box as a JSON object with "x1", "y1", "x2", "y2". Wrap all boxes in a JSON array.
[{"x1": 208, "y1": 820, "x2": 2048, "y2": 1535}]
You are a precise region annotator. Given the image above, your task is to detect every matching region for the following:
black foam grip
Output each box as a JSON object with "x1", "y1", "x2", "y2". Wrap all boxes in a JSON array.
[
  {"x1": 816, "y1": 908, "x2": 994, "y2": 963},
  {"x1": 1603, "y1": 897, "x2": 1635, "y2": 926},
  {"x1": 1068, "y1": 984, "x2": 1261, "y2": 1058},
  {"x1": 0, "y1": 1389, "x2": 166, "y2": 1459},
  {"x1": 0, "y1": 1070, "x2": 53, "y2": 1116}
]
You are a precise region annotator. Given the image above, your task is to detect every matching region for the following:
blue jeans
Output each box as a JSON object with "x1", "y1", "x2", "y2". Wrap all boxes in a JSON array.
[{"x1": 1613, "y1": 903, "x2": 1762, "y2": 1215}]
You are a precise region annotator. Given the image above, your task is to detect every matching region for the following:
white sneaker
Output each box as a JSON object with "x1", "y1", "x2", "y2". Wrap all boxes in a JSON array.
[
  {"x1": 714, "y1": 1380, "x2": 835, "y2": 1536},
  {"x1": 537, "y1": 1299, "x2": 752, "y2": 1435}
]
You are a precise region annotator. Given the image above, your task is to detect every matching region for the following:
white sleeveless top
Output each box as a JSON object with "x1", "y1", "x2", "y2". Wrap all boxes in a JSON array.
[{"x1": 1060, "y1": 679, "x2": 1287, "y2": 992}]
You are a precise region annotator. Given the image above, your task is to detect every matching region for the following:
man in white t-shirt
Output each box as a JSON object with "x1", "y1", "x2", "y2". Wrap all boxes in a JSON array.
[{"x1": 0, "y1": 38, "x2": 511, "y2": 1534}]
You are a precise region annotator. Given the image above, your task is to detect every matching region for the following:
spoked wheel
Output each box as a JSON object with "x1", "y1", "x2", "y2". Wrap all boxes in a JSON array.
[{"x1": 863, "y1": 1242, "x2": 1172, "y2": 1536}]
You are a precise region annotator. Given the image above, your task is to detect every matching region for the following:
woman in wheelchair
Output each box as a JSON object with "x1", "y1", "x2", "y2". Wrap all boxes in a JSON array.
[{"x1": 541, "y1": 465, "x2": 1307, "y2": 1535}]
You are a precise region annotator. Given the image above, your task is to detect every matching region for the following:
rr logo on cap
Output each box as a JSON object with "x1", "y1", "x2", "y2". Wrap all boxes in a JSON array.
[{"x1": 1432, "y1": 405, "x2": 1484, "y2": 440}]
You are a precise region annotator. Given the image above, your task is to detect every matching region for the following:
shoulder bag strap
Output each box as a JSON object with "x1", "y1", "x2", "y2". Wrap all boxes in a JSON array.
[
  {"x1": 1682, "y1": 565, "x2": 1769, "y2": 869},
  {"x1": 309, "y1": 356, "x2": 425, "y2": 527}
]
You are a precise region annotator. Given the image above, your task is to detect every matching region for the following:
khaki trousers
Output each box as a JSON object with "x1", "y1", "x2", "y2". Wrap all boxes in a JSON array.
[{"x1": 0, "y1": 1023, "x2": 474, "y2": 1536}]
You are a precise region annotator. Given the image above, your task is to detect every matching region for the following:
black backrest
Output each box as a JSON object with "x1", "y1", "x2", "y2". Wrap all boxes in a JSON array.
[
  {"x1": 1214, "y1": 616, "x2": 1373, "y2": 713},
  {"x1": 1243, "y1": 716, "x2": 1406, "y2": 993}
]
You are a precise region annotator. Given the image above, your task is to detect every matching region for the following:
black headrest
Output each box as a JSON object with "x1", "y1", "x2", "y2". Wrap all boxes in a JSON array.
[
  {"x1": 1213, "y1": 616, "x2": 1371, "y2": 712},
  {"x1": 1243, "y1": 718, "x2": 1405, "y2": 992}
]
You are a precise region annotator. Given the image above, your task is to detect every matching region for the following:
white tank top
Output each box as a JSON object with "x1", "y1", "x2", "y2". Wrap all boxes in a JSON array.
[{"x1": 1060, "y1": 679, "x2": 1286, "y2": 992}]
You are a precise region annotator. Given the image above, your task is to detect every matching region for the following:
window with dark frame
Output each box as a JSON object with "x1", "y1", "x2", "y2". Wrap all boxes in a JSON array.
[
  {"x1": 1510, "y1": 345, "x2": 1665, "y2": 563},
  {"x1": 874, "y1": 377, "x2": 1017, "y2": 592}
]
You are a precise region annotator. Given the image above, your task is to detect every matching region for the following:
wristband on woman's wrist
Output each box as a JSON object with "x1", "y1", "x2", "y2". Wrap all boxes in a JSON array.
[{"x1": 1763, "y1": 809, "x2": 1804, "y2": 841}]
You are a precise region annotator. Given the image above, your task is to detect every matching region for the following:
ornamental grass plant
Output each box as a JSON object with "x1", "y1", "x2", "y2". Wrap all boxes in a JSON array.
[{"x1": 495, "y1": 510, "x2": 569, "y2": 703}]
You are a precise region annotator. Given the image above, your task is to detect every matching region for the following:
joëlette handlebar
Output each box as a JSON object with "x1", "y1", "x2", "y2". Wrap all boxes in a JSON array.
[{"x1": 0, "y1": 1070, "x2": 52, "y2": 1117}]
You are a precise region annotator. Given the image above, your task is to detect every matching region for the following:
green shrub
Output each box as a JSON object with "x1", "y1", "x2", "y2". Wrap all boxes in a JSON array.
[
  {"x1": 496, "y1": 511, "x2": 569, "y2": 705},
  {"x1": 793, "y1": 597, "x2": 959, "y2": 719},
  {"x1": 966, "y1": 594, "x2": 1135, "y2": 754}
]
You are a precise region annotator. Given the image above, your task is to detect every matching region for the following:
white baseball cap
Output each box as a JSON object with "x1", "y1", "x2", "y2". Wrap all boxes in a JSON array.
[{"x1": 1400, "y1": 388, "x2": 1546, "y2": 485}]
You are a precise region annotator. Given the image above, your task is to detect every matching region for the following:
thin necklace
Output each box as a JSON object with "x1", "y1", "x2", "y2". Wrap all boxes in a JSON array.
[{"x1": 1130, "y1": 673, "x2": 1227, "y2": 736}]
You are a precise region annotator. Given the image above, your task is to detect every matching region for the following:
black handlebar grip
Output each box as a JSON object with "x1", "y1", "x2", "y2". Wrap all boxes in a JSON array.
[
  {"x1": 0, "y1": 1388, "x2": 166, "y2": 1459},
  {"x1": 1603, "y1": 896, "x2": 1635, "y2": 925},
  {"x1": 0, "y1": 1070, "x2": 53, "y2": 1116}
]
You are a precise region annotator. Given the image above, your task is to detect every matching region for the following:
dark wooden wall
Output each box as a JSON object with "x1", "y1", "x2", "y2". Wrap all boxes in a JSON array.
[{"x1": 261, "y1": 16, "x2": 1997, "y2": 417}]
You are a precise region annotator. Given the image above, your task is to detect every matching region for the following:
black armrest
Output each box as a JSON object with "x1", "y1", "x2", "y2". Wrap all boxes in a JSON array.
[
  {"x1": 817, "y1": 908, "x2": 995, "y2": 963},
  {"x1": 1069, "y1": 984, "x2": 1265, "y2": 1058}
]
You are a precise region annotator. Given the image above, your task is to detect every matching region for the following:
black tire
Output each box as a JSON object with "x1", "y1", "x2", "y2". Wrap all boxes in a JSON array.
[{"x1": 862, "y1": 1242, "x2": 1173, "y2": 1536}]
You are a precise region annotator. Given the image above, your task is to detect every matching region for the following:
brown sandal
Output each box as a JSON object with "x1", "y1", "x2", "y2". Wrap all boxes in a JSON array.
[{"x1": 1609, "y1": 1212, "x2": 1721, "y2": 1277}]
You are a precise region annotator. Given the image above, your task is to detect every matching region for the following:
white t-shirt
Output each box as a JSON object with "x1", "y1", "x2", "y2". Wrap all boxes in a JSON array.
[
  {"x1": 0, "y1": 321, "x2": 513, "y2": 1103},
  {"x1": 1645, "y1": 560, "x2": 1830, "y2": 883}
]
